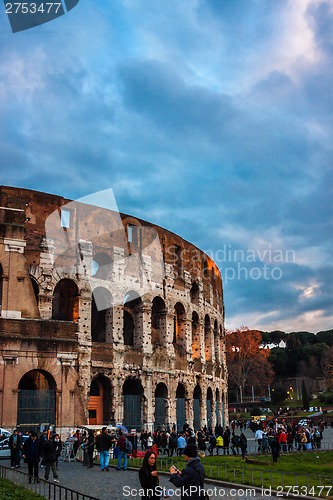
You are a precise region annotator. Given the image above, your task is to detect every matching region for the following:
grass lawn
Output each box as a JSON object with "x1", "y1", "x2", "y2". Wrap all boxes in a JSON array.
[
  {"x1": 120, "y1": 451, "x2": 333, "y2": 498},
  {"x1": 0, "y1": 478, "x2": 45, "y2": 499}
]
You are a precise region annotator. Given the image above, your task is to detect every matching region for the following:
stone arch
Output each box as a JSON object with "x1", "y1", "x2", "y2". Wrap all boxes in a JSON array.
[
  {"x1": 91, "y1": 287, "x2": 113, "y2": 342},
  {"x1": 88, "y1": 375, "x2": 113, "y2": 425},
  {"x1": 191, "y1": 311, "x2": 200, "y2": 360},
  {"x1": 123, "y1": 378, "x2": 144, "y2": 430},
  {"x1": 190, "y1": 281, "x2": 200, "y2": 306},
  {"x1": 151, "y1": 296, "x2": 167, "y2": 346},
  {"x1": 123, "y1": 291, "x2": 142, "y2": 348},
  {"x1": 91, "y1": 252, "x2": 112, "y2": 280},
  {"x1": 204, "y1": 314, "x2": 212, "y2": 361},
  {"x1": 154, "y1": 382, "x2": 168, "y2": 430},
  {"x1": 176, "y1": 383, "x2": 186, "y2": 432},
  {"x1": 52, "y1": 278, "x2": 79, "y2": 321},
  {"x1": 173, "y1": 302, "x2": 186, "y2": 355},
  {"x1": 193, "y1": 385, "x2": 202, "y2": 431},
  {"x1": 206, "y1": 387, "x2": 213, "y2": 429},
  {"x1": 17, "y1": 369, "x2": 56, "y2": 433}
]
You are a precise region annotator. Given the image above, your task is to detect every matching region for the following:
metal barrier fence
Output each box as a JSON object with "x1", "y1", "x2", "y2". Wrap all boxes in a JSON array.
[{"x1": 0, "y1": 465, "x2": 100, "y2": 500}]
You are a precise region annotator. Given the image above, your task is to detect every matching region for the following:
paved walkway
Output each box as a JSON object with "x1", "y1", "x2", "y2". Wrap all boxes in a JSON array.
[{"x1": 2, "y1": 458, "x2": 277, "y2": 499}]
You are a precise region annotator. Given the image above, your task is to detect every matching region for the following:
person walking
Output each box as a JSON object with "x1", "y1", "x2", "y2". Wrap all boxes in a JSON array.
[
  {"x1": 240, "y1": 432, "x2": 248, "y2": 460},
  {"x1": 169, "y1": 443, "x2": 205, "y2": 500},
  {"x1": 43, "y1": 438, "x2": 59, "y2": 483},
  {"x1": 139, "y1": 450, "x2": 160, "y2": 499},
  {"x1": 9, "y1": 429, "x2": 22, "y2": 469},
  {"x1": 22, "y1": 430, "x2": 41, "y2": 484},
  {"x1": 96, "y1": 427, "x2": 111, "y2": 472},
  {"x1": 271, "y1": 436, "x2": 280, "y2": 464},
  {"x1": 86, "y1": 429, "x2": 95, "y2": 468},
  {"x1": 52, "y1": 434, "x2": 62, "y2": 470},
  {"x1": 116, "y1": 431, "x2": 128, "y2": 471}
]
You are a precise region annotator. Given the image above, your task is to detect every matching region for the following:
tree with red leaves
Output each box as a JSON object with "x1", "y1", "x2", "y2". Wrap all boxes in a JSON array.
[{"x1": 226, "y1": 327, "x2": 274, "y2": 403}]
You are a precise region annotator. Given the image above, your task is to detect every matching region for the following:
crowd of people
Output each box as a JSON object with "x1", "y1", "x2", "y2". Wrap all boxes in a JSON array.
[
  {"x1": 7, "y1": 428, "x2": 62, "y2": 483},
  {"x1": 2, "y1": 416, "x2": 329, "y2": 494}
]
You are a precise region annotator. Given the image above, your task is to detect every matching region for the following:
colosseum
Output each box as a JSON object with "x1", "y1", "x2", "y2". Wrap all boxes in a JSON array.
[{"x1": 0, "y1": 185, "x2": 227, "y2": 436}]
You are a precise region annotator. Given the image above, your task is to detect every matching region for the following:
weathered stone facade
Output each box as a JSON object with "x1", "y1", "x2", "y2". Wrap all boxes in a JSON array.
[{"x1": 0, "y1": 186, "x2": 227, "y2": 435}]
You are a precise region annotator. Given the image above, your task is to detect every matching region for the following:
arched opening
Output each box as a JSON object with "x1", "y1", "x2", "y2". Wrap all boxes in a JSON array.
[
  {"x1": 124, "y1": 311, "x2": 134, "y2": 345},
  {"x1": 154, "y1": 383, "x2": 168, "y2": 431},
  {"x1": 176, "y1": 383, "x2": 186, "y2": 432},
  {"x1": 215, "y1": 388, "x2": 221, "y2": 426},
  {"x1": 204, "y1": 315, "x2": 212, "y2": 361},
  {"x1": 151, "y1": 296, "x2": 167, "y2": 346},
  {"x1": 193, "y1": 385, "x2": 202, "y2": 431},
  {"x1": 18, "y1": 370, "x2": 56, "y2": 433},
  {"x1": 214, "y1": 320, "x2": 220, "y2": 362},
  {"x1": 30, "y1": 276, "x2": 39, "y2": 308},
  {"x1": 190, "y1": 281, "x2": 200, "y2": 306},
  {"x1": 123, "y1": 378, "x2": 144, "y2": 430},
  {"x1": 91, "y1": 252, "x2": 112, "y2": 280},
  {"x1": 91, "y1": 287, "x2": 113, "y2": 342},
  {"x1": 206, "y1": 387, "x2": 213, "y2": 429},
  {"x1": 123, "y1": 291, "x2": 142, "y2": 347},
  {"x1": 52, "y1": 279, "x2": 79, "y2": 321},
  {"x1": 173, "y1": 302, "x2": 186, "y2": 355},
  {"x1": 191, "y1": 311, "x2": 200, "y2": 360},
  {"x1": 88, "y1": 376, "x2": 112, "y2": 425}
]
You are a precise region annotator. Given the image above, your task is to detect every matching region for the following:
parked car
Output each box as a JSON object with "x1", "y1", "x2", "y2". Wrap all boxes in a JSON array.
[
  {"x1": 298, "y1": 419, "x2": 309, "y2": 427},
  {"x1": 0, "y1": 437, "x2": 10, "y2": 458},
  {"x1": 0, "y1": 428, "x2": 12, "y2": 440}
]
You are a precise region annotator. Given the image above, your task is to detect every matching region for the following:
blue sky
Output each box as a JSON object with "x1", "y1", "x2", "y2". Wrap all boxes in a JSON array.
[{"x1": 1, "y1": 0, "x2": 332, "y2": 333}]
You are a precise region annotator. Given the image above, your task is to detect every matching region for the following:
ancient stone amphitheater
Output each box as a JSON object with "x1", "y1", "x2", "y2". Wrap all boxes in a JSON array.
[{"x1": 0, "y1": 186, "x2": 227, "y2": 435}]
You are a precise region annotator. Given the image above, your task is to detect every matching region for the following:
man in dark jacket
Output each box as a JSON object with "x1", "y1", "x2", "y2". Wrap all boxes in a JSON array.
[
  {"x1": 43, "y1": 438, "x2": 59, "y2": 482},
  {"x1": 9, "y1": 429, "x2": 22, "y2": 468},
  {"x1": 22, "y1": 431, "x2": 41, "y2": 483},
  {"x1": 169, "y1": 444, "x2": 205, "y2": 500},
  {"x1": 96, "y1": 427, "x2": 111, "y2": 471}
]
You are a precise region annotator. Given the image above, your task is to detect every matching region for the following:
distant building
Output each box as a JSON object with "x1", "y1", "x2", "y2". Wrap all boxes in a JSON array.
[{"x1": 0, "y1": 186, "x2": 227, "y2": 435}]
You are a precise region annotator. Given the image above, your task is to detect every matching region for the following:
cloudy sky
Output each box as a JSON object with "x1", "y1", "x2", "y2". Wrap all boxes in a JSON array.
[{"x1": 1, "y1": 0, "x2": 332, "y2": 333}]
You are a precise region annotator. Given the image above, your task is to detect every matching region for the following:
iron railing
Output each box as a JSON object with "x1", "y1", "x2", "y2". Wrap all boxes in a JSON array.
[{"x1": 0, "y1": 465, "x2": 100, "y2": 500}]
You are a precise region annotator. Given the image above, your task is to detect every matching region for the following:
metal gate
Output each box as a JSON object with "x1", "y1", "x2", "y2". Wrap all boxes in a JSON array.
[
  {"x1": 176, "y1": 397, "x2": 186, "y2": 432},
  {"x1": 154, "y1": 397, "x2": 166, "y2": 430},
  {"x1": 17, "y1": 390, "x2": 55, "y2": 432},
  {"x1": 123, "y1": 394, "x2": 141, "y2": 430},
  {"x1": 193, "y1": 399, "x2": 201, "y2": 431},
  {"x1": 206, "y1": 399, "x2": 212, "y2": 428},
  {"x1": 215, "y1": 400, "x2": 220, "y2": 425}
]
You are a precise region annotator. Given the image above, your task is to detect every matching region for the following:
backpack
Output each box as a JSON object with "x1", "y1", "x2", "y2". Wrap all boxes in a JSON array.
[{"x1": 124, "y1": 438, "x2": 132, "y2": 453}]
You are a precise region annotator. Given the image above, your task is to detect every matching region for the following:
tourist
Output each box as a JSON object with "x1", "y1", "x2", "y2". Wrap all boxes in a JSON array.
[
  {"x1": 169, "y1": 443, "x2": 205, "y2": 500},
  {"x1": 22, "y1": 430, "x2": 41, "y2": 484},
  {"x1": 116, "y1": 431, "x2": 128, "y2": 471},
  {"x1": 96, "y1": 427, "x2": 111, "y2": 472},
  {"x1": 52, "y1": 434, "x2": 62, "y2": 469},
  {"x1": 9, "y1": 429, "x2": 22, "y2": 469},
  {"x1": 43, "y1": 438, "x2": 59, "y2": 483},
  {"x1": 139, "y1": 450, "x2": 160, "y2": 499}
]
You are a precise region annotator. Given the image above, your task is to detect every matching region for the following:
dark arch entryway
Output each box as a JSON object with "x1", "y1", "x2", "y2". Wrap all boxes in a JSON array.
[
  {"x1": 154, "y1": 383, "x2": 168, "y2": 431},
  {"x1": 193, "y1": 385, "x2": 202, "y2": 431},
  {"x1": 176, "y1": 383, "x2": 186, "y2": 432},
  {"x1": 17, "y1": 370, "x2": 56, "y2": 433},
  {"x1": 123, "y1": 378, "x2": 144, "y2": 431}
]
